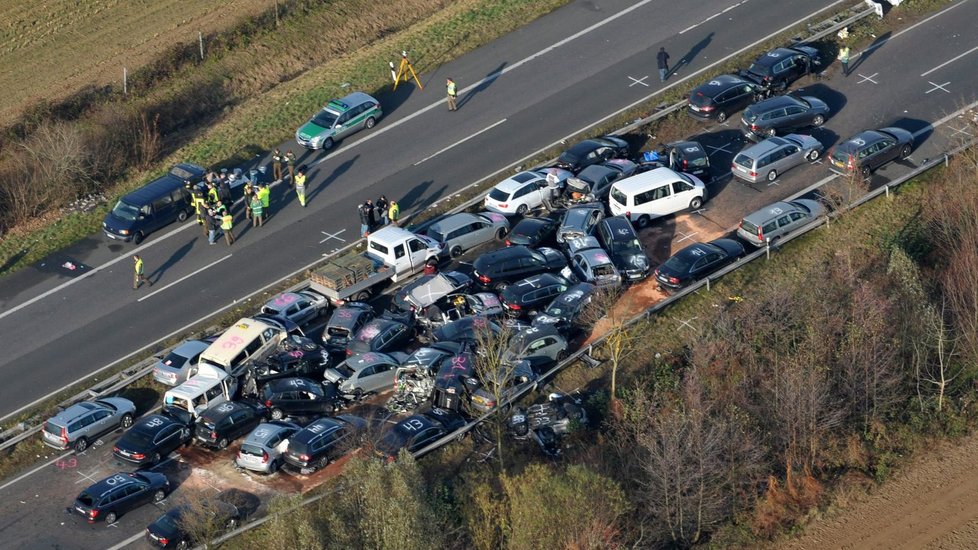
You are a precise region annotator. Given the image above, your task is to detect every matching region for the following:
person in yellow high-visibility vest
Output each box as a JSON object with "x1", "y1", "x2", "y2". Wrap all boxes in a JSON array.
[
  {"x1": 133, "y1": 255, "x2": 152, "y2": 290},
  {"x1": 257, "y1": 184, "x2": 271, "y2": 222},
  {"x1": 446, "y1": 78, "x2": 458, "y2": 111},
  {"x1": 192, "y1": 189, "x2": 208, "y2": 236},
  {"x1": 221, "y1": 210, "x2": 235, "y2": 246},
  {"x1": 388, "y1": 200, "x2": 400, "y2": 226},
  {"x1": 294, "y1": 169, "x2": 307, "y2": 207}
]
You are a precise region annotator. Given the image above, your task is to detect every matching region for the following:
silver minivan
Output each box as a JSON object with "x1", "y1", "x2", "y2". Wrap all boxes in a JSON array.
[
  {"x1": 731, "y1": 134, "x2": 823, "y2": 184},
  {"x1": 427, "y1": 212, "x2": 510, "y2": 259},
  {"x1": 736, "y1": 199, "x2": 825, "y2": 247}
]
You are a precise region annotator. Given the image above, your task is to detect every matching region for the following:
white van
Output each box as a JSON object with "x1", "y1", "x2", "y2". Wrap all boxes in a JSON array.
[
  {"x1": 198, "y1": 317, "x2": 287, "y2": 377},
  {"x1": 163, "y1": 363, "x2": 238, "y2": 419},
  {"x1": 608, "y1": 167, "x2": 707, "y2": 229},
  {"x1": 365, "y1": 226, "x2": 441, "y2": 282}
]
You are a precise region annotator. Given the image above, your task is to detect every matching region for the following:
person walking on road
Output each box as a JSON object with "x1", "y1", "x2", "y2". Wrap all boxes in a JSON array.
[
  {"x1": 376, "y1": 195, "x2": 389, "y2": 226},
  {"x1": 446, "y1": 78, "x2": 458, "y2": 111},
  {"x1": 272, "y1": 149, "x2": 284, "y2": 182},
  {"x1": 258, "y1": 183, "x2": 271, "y2": 222},
  {"x1": 388, "y1": 200, "x2": 400, "y2": 226},
  {"x1": 657, "y1": 47, "x2": 670, "y2": 82},
  {"x1": 250, "y1": 194, "x2": 264, "y2": 227},
  {"x1": 133, "y1": 255, "x2": 152, "y2": 290},
  {"x1": 294, "y1": 168, "x2": 307, "y2": 207},
  {"x1": 285, "y1": 150, "x2": 297, "y2": 183},
  {"x1": 838, "y1": 45, "x2": 851, "y2": 77},
  {"x1": 221, "y1": 210, "x2": 235, "y2": 246},
  {"x1": 359, "y1": 200, "x2": 375, "y2": 237}
]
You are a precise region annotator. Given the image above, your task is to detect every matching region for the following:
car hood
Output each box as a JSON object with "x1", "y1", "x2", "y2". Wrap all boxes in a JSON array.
[
  {"x1": 616, "y1": 251, "x2": 650, "y2": 272},
  {"x1": 801, "y1": 96, "x2": 829, "y2": 113},
  {"x1": 879, "y1": 126, "x2": 914, "y2": 144},
  {"x1": 538, "y1": 247, "x2": 567, "y2": 268},
  {"x1": 297, "y1": 120, "x2": 329, "y2": 140},
  {"x1": 102, "y1": 211, "x2": 135, "y2": 233}
]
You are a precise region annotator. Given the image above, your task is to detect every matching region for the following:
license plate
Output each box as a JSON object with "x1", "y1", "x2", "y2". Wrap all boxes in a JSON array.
[
  {"x1": 831, "y1": 159, "x2": 844, "y2": 167},
  {"x1": 736, "y1": 165, "x2": 747, "y2": 173},
  {"x1": 76, "y1": 506, "x2": 86, "y2": 515}
]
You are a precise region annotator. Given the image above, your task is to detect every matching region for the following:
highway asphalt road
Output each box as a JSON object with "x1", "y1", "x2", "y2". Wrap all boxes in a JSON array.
[
  {"x1": 1, "y1": 2, "x2": 977, "y2": 548},
  {"x1": 0, "y1": 0, "x2": 846, "y2": 421}
]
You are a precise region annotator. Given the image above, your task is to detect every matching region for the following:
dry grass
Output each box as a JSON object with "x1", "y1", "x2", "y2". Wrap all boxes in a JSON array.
[{"x1": 0, "y1": 0, "x2": 277, "y2": 127}]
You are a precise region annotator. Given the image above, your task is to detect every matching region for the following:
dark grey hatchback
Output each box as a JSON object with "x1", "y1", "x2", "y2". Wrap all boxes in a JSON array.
[
  {"x1": 741, "y1": 95, "x2": 829, "y2": 141},
  {"x1": 654, "y1": 238, "x2": 745, "y2": 291},
  {"x1": 687, "y1": 74, "x2": 761, "y2": 123}
]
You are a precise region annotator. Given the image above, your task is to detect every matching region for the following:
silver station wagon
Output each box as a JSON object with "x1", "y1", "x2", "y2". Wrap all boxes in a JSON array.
[
  {"x1": 731, "y1": 134, "x2": 823, "y2": 184},
  {"x1": 736, "y1": 199, "x2": 826, "y2": 247}
]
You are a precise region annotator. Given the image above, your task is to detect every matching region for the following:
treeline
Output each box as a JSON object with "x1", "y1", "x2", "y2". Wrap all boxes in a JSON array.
[{"x1": 242, "y1": 147, "x2": 978, "y2": 549}]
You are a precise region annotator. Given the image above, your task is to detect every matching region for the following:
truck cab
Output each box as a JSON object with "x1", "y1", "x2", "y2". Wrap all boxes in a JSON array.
[
  {"x1": 162, "y1": 363, "x2": 239, "y2": 420},
  {"x1": 365, "y1": 226, "x2": 441, "y2": 282}
]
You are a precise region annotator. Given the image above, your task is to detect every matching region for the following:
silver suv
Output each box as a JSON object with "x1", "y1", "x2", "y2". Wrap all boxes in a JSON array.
[
  {"x1": 42, "y1": 397, "x2": 137, "y2": 452},
  {"x1": 235, "y1": 421, "x2": 302, "y2": 474},
  {"x1": 736, "y1": 199, "x2": 825, "y2": 247}
]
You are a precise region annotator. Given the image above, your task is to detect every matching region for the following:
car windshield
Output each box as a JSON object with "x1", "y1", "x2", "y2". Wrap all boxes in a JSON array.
[
  {"x1": 334, "y1": 363, "x2": 356, "y2": 378},
  {"x1": 609, "y1": 187, "x2": 627, "y2": 206},
  {"x1": 545, "y1": 301, "x2": 569, "y2": 316},
  {"x1": 488, "y1": 188, "x2": 510, "y2": 201},
  {"x1": 76, "y1": 492, "x2": 96, "y2": 507},
  {"x1": 161, "y1": 349, "x2": 191, "y2": 368},
  {"x1": 239, "y1": 442, "x2": 265, "y2": 457},
  {"x1": 123, "y1": 427, "x2": 156, "y2": 447},
  {"x1": 791, "y1": 96, "x2": 810, "y2": 109},
  {"x1": 664, "y1": 251, "x2": 697, "y2": 272},
  {"x1": 733, "y1": 154, "x2": 753, "y2": 169},
  {"x1": 379, "y1": 430, "x2": 409, "y2": 454},
  {"x1": 111, "y1": 200, "x2": 140, "y2": 222},
  {"x1": 155, "y1": 513, "x2": 180, "y2": 532},
  {"x1": 312, "y1": 110, "x2": 338, "y2": 128},
  {"x1": 564, "y1": 208, "x2": 590, "y2": 226},
  {"x1": 616, "y1": 237, "x2": 642, "y2": 253},
  {"x1": 427, "y1": 229, "x2": 445, "y2": 242},
  {"x1": 746, "y1": 63, "x2": 767, "y2": 77},
  {"x1": 743, "y1": 108, "x2": 758, "y2": 123}
]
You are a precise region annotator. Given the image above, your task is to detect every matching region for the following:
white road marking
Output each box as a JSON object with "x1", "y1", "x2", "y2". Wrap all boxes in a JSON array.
[
  {"x1": 921, "y1": 43, "x2": 978, "y2": 77},
  {"x1": 855, "y1": 0, "x2": 969, "y2": 60},
  {"x1": 137, "y1": 254, "x2": 233, "y2": 302},
  {"x1": 681, "y1": 0, "x2": 748, "y2": 34},
  {"x1": 319, "y1": 229, "x2": 347, "y2": 244},
  {"x1": 857, "y1": 72, "x2": 879, "y2": 84},
  {"x1": 675, "y1": 231, "x2": 698, "y2": 243},
  {"x1": 0, "y1": 451, "x2": 71, "y2": 493},
  {"x1": 105, "y1": 532, "x2": 144, "y2": 550},
  {"x1": 912, "y1": 98, "x2": 978, "y2": 139},
  {"x1": 925, "y1": 81, "x2": 951, "y2": 94},
  {"x1": 722, "y1": 2, "x2": 742, "y2": 14},
  {"x1": 948, "y1": 126, "x2": 973, "y2": 138},
  {"x1": 706, "y1": 143, "x2": 734, "y2": 156},
  {"x1": 0, "y1": 0, "x2": 851, "y2": 426},
  {"x1": 413, "y1": 119, "x2": 507, "y2": 166},
  {"x1": 628, "y1": 75, "x2": 650, "y2": 87}
]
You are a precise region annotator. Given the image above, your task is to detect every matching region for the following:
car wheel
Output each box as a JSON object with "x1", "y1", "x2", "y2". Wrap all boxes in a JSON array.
[
  {"x1": 177, "y1": 209, "x2": 189, "y2": 222},
  {"x1": 120, "y1": 413, "x2": 134, "y2": 429},
  {"x1": 767, "y1": 170, "x2": 778, "y2": 182},
  {"x1": 177, "y1": 541, "x2": 190, "y2": 550},
  {"x1": 153, "y1": 489, "x2": 166, "y2": 503},
  {"x1": 151, "y1": 453, "x2": 161, "y2": 465},
  {"x1": 269, "y1": 459, "x2": 281, "y2": 473},
  {"x1": 450, "y1": 245, "x2": 463, "y2": 259},
  {"x1": 133, "y1": 232, "x2": 145, "y2": 245},
  {"x1": 812, "y1": 114, "x2": 825, "y2": 127},
  {"x1": 217, "y1": 437, "x2": 229, "y2": 450},
  {"x1": 352, "y1": 389, "x2": 364, "y2": 401},
  {"x1": 318, "y1": 456, "x2": 330, "y2": 470},
  {"x1": 689, "y1": 196, "x2": 704, "y2": 210},
  {"x1": 807, "y1": 149, "x2": 820, "y2": 162},
  {"x1": 493, "y1": 281, "x2": 509, "y2": 293},
  {"x1": 73, "y1": 437, "x2": 88, "y2": 453},
  {"x1": 270, "y1": 408, "x2": 284, "y2": 420},
  {"x1": 365, "y1": 117, "x2": 376, "y2": 130},
  {"x1": 516, "y1": 204, "x2": 528, "y2": 216},
  {"x1": 556, "y1": 350, "x2": 568, "y2": 362},
  {"x1": 226, "y1": 517, "x2": 239, "y2": 530},
  {"x1": 900, "y1": 144, "x2": 912, "y2": 159},
  {"x1": 321, "y1": 137, "x2": 334, "y2": 151},
  {"x1": 354, "y1": 290, "x2": 371, "y2": 302},
  {"x1": 716, "y1": 111, "x2": 727, "y2": 124},
  {"x1": 495, "y1": 227, "x2": 508, "y2": 240},
  {"x1": 105, "y1": 511, "x2": 118, "y2": 524},
  {"x1": 860, "y1": 165, "x2": 872, "y2": 179},
  {"x1": 766, "y1": 127, "x2": 777, "y2": 137},
  {"x1": 636, "y1": 215, "x2": 651, "y2": 229}
]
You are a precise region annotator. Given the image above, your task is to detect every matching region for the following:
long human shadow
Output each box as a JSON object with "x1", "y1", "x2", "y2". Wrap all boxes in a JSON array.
[
  {"x1": 148, "y1": 239, "x2": 196, "y2": 283},
  {"x1": 668, "y1": 32, "x2": 714, "y2": 79},
  {"x1": 848, "y1": 31, "x2": 891, "y2": 75},
  {"x1": 457, "y1": 62, "x2": 508, "y2": 110}
]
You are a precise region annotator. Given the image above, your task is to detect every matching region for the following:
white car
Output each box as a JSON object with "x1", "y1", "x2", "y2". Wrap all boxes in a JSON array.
[{"x1": 484, "y1": 168, "x2": 571, "y2": 215}]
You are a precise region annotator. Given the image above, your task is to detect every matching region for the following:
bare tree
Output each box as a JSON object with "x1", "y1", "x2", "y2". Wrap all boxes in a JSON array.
[
  {"x1": 471, "y1": 320, "x2": 519, "y2": 471},
  {"x1": 163, "y1": 490, "x2": 248, "y2": 549},
  {"x1": 913, "y1": 298, "x2": 963, "y2": 412}
]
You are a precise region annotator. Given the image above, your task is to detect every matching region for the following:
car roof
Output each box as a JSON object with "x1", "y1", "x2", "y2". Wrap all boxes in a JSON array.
[
  {"x1": 748, "y1": 94, "x2": 802, "y2": 113},
  {"x1": 200, "y1": 401, "x2": 253, "y2": 421},
  {"x1": 328, "y1": 305, "x2": 372, "y2": 329},
  {"x1": 579, "y1": 248, "x2": 614, "y2": 265},
  {"x1": 86, "y1": 473, "x2": 143, "y2": 497},
  {"x1": 835, "y1": 130, "x2": 887, "y2": 153},
  {"x1": 554, "y1": 283, "x2": 597, "y2": 304},
  {"x1": 267, "y1": 377, "x2": 321, "y2": 392},
  {"x1": 742, "y1": 202, "x2": 802, "y2": 225},
  {"x1": 326, "y1": 92, "x2": 377, "y2": 113},
  {"x1": 737, "y1": 136, "x2": 792, "y2": 158},
  {"x1": 395, "y1": 414, "x2": 438, "y2": 433},
  {"x1": 752, "y1": 47, "x2": 808, "y2": 68},
  {"x1": 292, "y1": 417, "x2": 345, "y2": 443},
  {"x1": 577, "y1": 164, "x2": 617, "y2": 182},
  {"x1": 612, "y1": 167, "x2": 691, "y2": 192},
  {"x1": 430, "y1": 212, "x2": 485, "y2": 232},
  {"x1": 245, "y1": 422, "x2": 298, "y2": 444},
  {"x1": 494, "y1": 171, "x2": 543, "y2": 192},
  {"x1": 344, "y1": 352, "x2": 399, "y2": 368},
  {"x1": 513, "y1": 217, "x2": 555, "y2": 231},
  {"x1": 506, "y1": 273, "x2": 566, "y2": 292},
  {"x1": 51, "y1": 401, "x2": 103, "y2": 424},
  {"x1": 511, "y1": 324, "x2": 564, "y2": 345},
  {"x1": 478, "y1": 245, "x2": 538, "y2": 262},
  {"x1": 263, "y1": 292, "x2": 306, "y2": 312},
  {"x1": 128, "y1": 413, "x2": 180, "y2": 436},
  {"x1": 601, "y1": 215, "x2": 637, "y2": 237},
  {"x1": 692, "y1": 74, "x2": 748, "y2": 97},
  {"x1": 120, "y1": 166, "x2": 201, "y2": 206},
  {"x1": 668, "y1": 141, "x2": 708, "y2": 160}
]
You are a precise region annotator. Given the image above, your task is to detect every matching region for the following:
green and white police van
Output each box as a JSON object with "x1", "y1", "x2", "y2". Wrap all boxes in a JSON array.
[{"x1": 295, "y1": 92, "x2": 382, "y2": 150}]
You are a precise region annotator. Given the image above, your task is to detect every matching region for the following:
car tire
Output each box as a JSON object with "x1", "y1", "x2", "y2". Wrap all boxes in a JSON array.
[
  {"x1": 151, "y1": 453, "x2": 161, "y2": 465},
  {"x1": 766, "y1": 127, "x2": 777, "y2": 137},
  {"x1": 767, "y1": 170, "x2": 778, "y2": 182},
  {"x1": 807, "y1": 149, "x2": 820, "y2": 162},
  {"x1": 133, "y1": 232, "x2": 145, "y2": 245},
  {"x1": 105, "y1": 511, "x2": 118, "y2": 524},
  {"x1": 270, "y1": 408, "x2": 284, "y2": 421},
  {"x1": 365, "y1": 117, "x2": 376, "y2": 130},
  {"x1": 217, "y1": 437, "x2": 229, "y2": 450},
  {"x1": 153, "y1": 489, "x2": 166, "y2": 503},
  {"x1": 860, "y1": 165, "x2": 872, "y2": 179},
  {"x1": 689, "y1": 197, "x2": 704, "y2": 210},
  {"x1": 900, "y1": 144, "x2": 912, "y2": 159},
  {"x1": 321, "y1": 137, "x2": 334, "y2": 151},
  {"x1": 495, "y1": 227, "x2": 508, "y2": 240},
  {"x1": 354, "y1": 290, "x2": 371, "y2": 302},
  {"x1": 317, "y1": 456, "x2": 330, "y2": 470},
  {"x1": 73, "y1": 437, "x2": 88, "y2": 453},
  {"x1": 635, "y1": 215, "x2": 652, "y2": 229},
  {"x1": 716, "y1": 111, "x2": 727, "y2": 124},
  {"x1": 450, "y1": 245, "x2": 463, "y2": 259},
  {"x1": 269, "y1": 459, "x2": 281, "y2": 473},
  {"x1": 556, "y1": 350, "x2": 568, "y2": 362},
  {"x1": 352, "y1": 389, "x2": 364, "y2": 401},
  {"x1": 177, "y1": 541, "x2": 190, "y2": 550},
  {"x1": 120, "y1": 413, "x2": 134, "y2": 429},
  {"x1": 493, "y1": 282, "x2": 509, "y2": 293},
  {"x1": 177, "y1": 209, "x2": 189, "y2": 222},
  {"x1": 516, "y1": 204, "x2": 528, "y2": 216},
  {"x1": 812, "y1": 114, "x2": 825, "y2": 127}
]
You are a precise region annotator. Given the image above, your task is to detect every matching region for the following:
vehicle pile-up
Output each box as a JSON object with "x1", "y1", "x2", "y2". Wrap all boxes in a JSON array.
[{"x1": 45, "y1": 41, "x2": 919, "y2": 547}]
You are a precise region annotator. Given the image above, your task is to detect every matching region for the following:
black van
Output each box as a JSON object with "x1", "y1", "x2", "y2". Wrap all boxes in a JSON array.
[{"x1": 102, "y1": 163, "x2": 204, "y2": 244}]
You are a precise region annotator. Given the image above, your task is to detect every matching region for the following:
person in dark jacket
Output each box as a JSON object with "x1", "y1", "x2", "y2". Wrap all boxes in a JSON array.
[
  {"x1": 359, "y1": 200, "x2": 376, "y2": 237},
  {"x1": 376, "y1": 195, "x2": 389, "y2": 226},
  {"x1": 657, "y1": 47, "x2": 670, "y2": 82}
]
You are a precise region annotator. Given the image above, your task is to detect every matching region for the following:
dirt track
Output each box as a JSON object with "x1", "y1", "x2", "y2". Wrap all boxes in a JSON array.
[{"x1": 779, "y1": 432, "x2": 978, "y2": 550}]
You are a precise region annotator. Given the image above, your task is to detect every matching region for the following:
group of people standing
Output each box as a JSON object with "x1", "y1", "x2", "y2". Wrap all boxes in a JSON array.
[{"x1": 359, "y1": 195, "x2": 399, "y2": 237}]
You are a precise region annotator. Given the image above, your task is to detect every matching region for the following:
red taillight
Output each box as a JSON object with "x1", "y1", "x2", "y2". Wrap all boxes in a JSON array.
[
  {"x1": 668, "y1": 276, "x2": 680, "y2": 284},
  {"x1": 498, "y1": 203, "x2": 508, "y2": 209},
  {"x1": 265, "y1": 399, "x2": 273, "y2": 408},
  {"x1": 89, "y1": 509, "x2": 98, "y2": 519},
  {"x1": 478, "y1": 274, "x2": 491, "y2": 284},
  {"x1": 750, "y1": 124, "x2": 759, "y2": 131},
  {"x1": 505, "y1": 239, "x2": 511, "y2": 246},
  {"x1": 210, "y1": 431, "x2": 217, "y2": 440},
  {"x1": 346, "y1": 349, "x2": 353, "y2": 357},
  {"x1": 262, "y1": 451, "x2": 270, "y2": 464},
  {"x1": 847, "y1": 155, "x2": 855, "y2": 170},
  {"x1": 749, "y1": 171, "x2": 757, "y2": 177},
  {"x1": 132, "y1": 452, "x2": 145, "y2": 460},
  {"x1": 159, "y1": 537, "x2": 169, "y2": 546},
  {"x1": 60, "y1": 426, "x2": 69, "y2": 446},
  {"x1": 299, "y1": 454, "x2": 310, "y2": 462},
  {"x1": 682, "y1": 158, "x2": 688, "y2": 170},
  {"x1": 700, "y1": 105, "x2": 715, "y2": 112},
  {"x1": 757, "y1": 226, "x2": 764, "y2": 240},
  {"x1": 507, "y1": 303, "x2": 521, "y2": 311}
]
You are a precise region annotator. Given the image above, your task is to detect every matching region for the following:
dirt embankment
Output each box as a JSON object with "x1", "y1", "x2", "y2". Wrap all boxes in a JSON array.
[{"x1": 779, "y1": 432, "x2": 978, "y2": 550}]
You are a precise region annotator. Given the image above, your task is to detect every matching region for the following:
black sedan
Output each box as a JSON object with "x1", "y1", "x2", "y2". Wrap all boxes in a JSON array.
[
  {"x1": 282, "y1": 415, "x2": 369, "y2": 475},
  {"x1": 346, "y1": 316, "x2": 414, "y2": 357},
  {"x1": 72, "y1": 471, "x2": 170, "y2": 524},
  {"x1": 506, "y1": 217, "x2": 558, "y2": 248},
  {"x1": 741, "y1": 94, "x2": 829, "y2": 141},
  {"x1": 828, "y1": 127, "x2": 914, "y2": 178},
  {"x1": 261, "y1": 377, "x2": 345, "y2": 420},
  {"x1": 741, "y1": 45, "x2": 820, "y2": 94},
  {"x1": 194, "y1": 401, "x2": 267, "y2": 450},
  {"x1": 687, "y1": 74, "x2": 760, "y2": 123},
  {"x1": 322, "y1": 302, "x2": 375, "y2": 354},
  {"x1": 499, "y1": 273, "x2": 571, "y2": 317},
  {"x1": 555, "y1": 136, "x2": 629, "y2": 173},
  {"x1": 472, "y1": 245, "x2": 567, "y2": 293},
  {"x1": 146, "y1": 499, "x2": 241, "y2": 548},
  {"x1": 374, "y1": 408, "x2": 467, "y2": 461},
  {"x1": 654, "y1": 238, "x2": 745, "y2": 290},
  {"x1": 113, "y1": 413, "x2": 192, "y2": 467}
]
